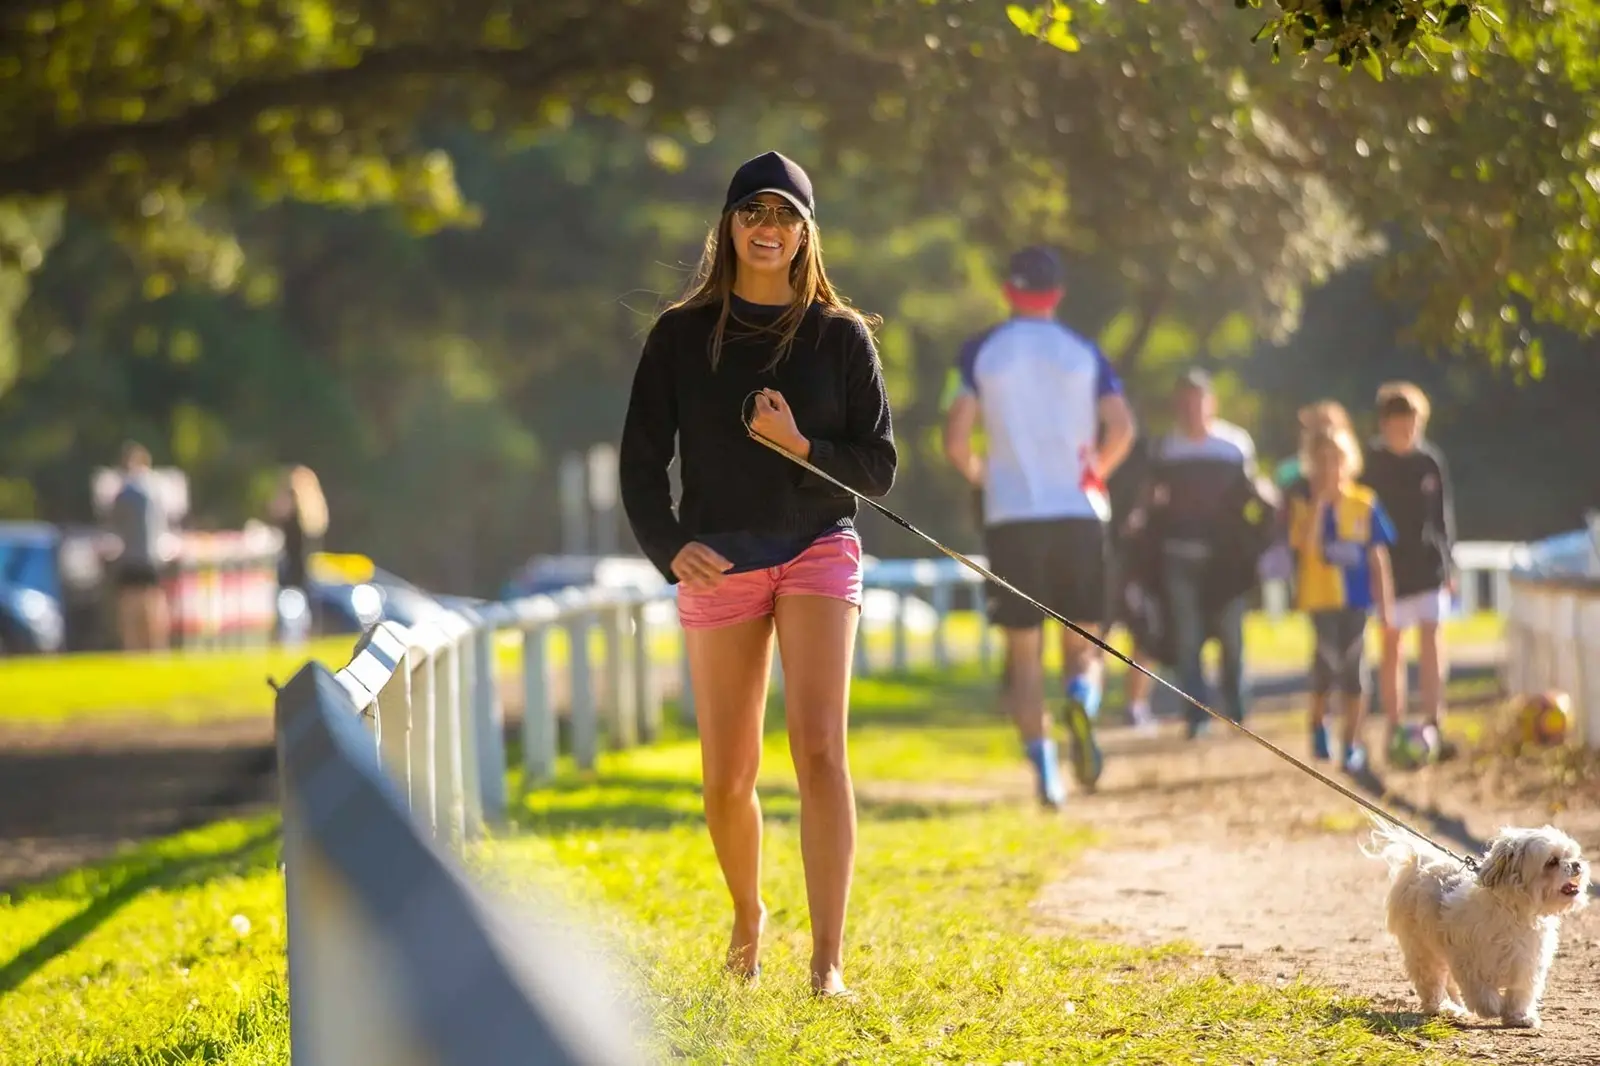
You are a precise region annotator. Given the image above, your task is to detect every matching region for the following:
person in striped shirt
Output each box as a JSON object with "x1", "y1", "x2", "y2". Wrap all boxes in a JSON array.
[{"x1": 1288, "y1": 424, "x2": 1397, "y2": 774}]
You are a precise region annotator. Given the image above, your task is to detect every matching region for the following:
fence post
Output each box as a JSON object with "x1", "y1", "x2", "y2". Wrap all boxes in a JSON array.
[
  {"x1": 568, "y1": 611, "x2": 598, "y2": 772},
  {"x1": 632, "y1": 601, "x2": 659, "y2": 743},
  {"x1": 522, "y1": 623, "x2": 555, "y2": 786},
  {"x1": 678, "y1": 620, "x2": 697, "y2": 727},
  {"x1": 453, "y1": 617, "x2": 485, "y2": 843},
  {"x1": 891, "y1": 591, "x2": 909, "y2": 674},
  {"x1": 473, "y1": 622, "x2": 506, "y2": 827},
  {"x1": 931, "y1": 579, "x2": 951, "y2": 670},
  {"x1": 606, "y1": 601, "x2": 638, "y2": 750},
  {"x1": 432, "y1": 634, "x2": 465, "y2": 848},
  {"x1": 406, "y1": 629, "x2": 441, "y2": 836},
  {"x1": 375, "y1": 643, "x2": 415, "y2": 805}
]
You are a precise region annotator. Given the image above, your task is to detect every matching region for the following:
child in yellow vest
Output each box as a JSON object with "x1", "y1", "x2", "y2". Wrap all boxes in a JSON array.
[{"x1": 1288, "y1": 425, "x2": 1396, "y2": 773}]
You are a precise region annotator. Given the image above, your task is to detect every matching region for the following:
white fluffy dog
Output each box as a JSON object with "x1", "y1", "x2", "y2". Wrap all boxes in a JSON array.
[{"x1": 1363, "y1": 820, "x2": 1590, "y2": 1028}]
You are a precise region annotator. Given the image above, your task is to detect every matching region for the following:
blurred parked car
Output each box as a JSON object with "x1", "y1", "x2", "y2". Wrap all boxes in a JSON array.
[
  {"x1": 500, "y1": 553, "x2": 674, "y2": 624},
  {"x1": 0, "y1": 521, "x2": 116, "y2": 655},
  {"x1": 280, "y1": 551, "x2": 458, "y2": 638}
]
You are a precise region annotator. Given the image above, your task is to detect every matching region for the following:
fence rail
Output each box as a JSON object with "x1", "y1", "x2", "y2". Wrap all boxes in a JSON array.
[{"x1": 1503, "y1": 518, "x2": 1600, "y2": 750}]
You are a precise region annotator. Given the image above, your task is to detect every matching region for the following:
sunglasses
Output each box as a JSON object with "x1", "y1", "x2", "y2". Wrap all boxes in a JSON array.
[{"x1": 734, "y1": 201, "x2": 804, "y2": 229}]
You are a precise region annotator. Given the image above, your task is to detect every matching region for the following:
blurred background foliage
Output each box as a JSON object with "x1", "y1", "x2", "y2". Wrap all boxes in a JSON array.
[{"x1": 0, "y1": 0, "x2": 1595, "y2": 593}]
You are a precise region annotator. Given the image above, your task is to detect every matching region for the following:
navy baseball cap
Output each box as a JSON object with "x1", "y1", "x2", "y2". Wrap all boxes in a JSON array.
[
  {"x1": 723, "y1": 150, "x2": 815, "y2": 220},
  {"x1": 1006, "y1": 246, "x2": 1065, "y2": 292}
]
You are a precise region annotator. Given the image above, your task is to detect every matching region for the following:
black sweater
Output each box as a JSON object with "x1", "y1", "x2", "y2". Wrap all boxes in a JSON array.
[
  {"x1": 1360, "y1": 439, "x2": 1456, "y2": 598},
  {"x1": 618, "y1": 295, "x2": 898, "y2": 583}
]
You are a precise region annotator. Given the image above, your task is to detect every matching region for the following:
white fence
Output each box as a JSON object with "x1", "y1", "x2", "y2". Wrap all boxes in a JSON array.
[
  {"x1": 1503, "y1": 518, "x2": 1600, "y2": 750},
  {"x1": 298, "y1": 538, "x2": 1529, "y2": 849},
  {"x1": 275, "y1": 537, "x2": 1533, "y2": 1060}
]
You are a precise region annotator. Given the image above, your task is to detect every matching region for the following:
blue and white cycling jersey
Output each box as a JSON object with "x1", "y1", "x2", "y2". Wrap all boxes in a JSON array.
[{"x1": 955, "y1": 317, "x2": 1123, "y2": 526}]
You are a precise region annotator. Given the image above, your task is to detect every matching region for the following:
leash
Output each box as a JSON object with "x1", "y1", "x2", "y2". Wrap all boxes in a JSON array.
[{"x1": 740, "y1": 395, "x2": 1479, "y2": 872}]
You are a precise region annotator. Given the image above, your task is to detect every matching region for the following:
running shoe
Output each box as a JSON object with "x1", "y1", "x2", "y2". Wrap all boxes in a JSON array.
[
  {"x1": 1062, "y1": 692, "x2": 1104, "y2": 791},
  {"x1": 1311, "y1": 720, "x2": 1332, "y2": 762}
]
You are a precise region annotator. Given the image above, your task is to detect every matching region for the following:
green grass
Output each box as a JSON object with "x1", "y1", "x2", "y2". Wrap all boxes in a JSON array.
[
  {"x1": 0, "y1": 608, "x2": 1504, "y2": 729},
  {"x1": 0, "y1": 670, "x2": 1470, "y2": 1065},
  {"x1": 0, "y1": 637, "x2": 360, "y2": 727}
]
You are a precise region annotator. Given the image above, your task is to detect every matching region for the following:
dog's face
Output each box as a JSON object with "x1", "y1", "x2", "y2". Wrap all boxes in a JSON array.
[{"x1": 1477, "y1": 825, "x2": 1590, "y2": 916}]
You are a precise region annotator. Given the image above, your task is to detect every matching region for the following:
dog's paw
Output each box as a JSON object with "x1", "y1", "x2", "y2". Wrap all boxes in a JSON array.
[
  {"x1": 1434, "y1": 1001, "x2": 1470, "y2": 1023},
  {"x1": 1502, "y1": 1011, "x2": 1541, "y2": 1030}
]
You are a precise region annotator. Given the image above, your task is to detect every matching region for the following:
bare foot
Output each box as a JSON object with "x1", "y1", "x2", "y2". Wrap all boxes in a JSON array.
[
  {"x1": 811, "y1": 964, "x2": 852, "y2": 998},
  {"x1": 725, "y1": 905, "x2": 766, "y2": 980}
]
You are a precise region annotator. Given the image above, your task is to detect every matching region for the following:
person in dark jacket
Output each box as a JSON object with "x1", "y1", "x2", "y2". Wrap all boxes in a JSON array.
[
  {"x1": 1140, "y1": 368, "x2": 1264, "y2": 738},
  {"x1": 619, "y1": 151, "x2": 896, "y2": 998},
  {"x1": 1361, "y1": 382, "x2": 1459, "y2": 762}
]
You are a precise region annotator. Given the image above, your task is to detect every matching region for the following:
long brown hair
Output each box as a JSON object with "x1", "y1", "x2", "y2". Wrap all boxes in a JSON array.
[{"x1": 662, "y1": 206, "x2": 880, "y2": 371}]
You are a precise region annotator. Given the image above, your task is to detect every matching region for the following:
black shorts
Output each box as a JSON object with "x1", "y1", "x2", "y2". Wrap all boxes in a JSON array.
[
  {"x1": 115, "y1": 562, "x2": 164, "y2": 589},
  {"x1": 982, "y1": 517, "x2": 1109, "y2": 630},
  {"x1": 1310, "y1": 608, "x2": 1368, "y2": 696}
]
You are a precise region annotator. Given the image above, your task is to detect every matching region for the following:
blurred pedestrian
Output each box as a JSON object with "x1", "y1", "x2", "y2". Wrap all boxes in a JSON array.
[
  {"x1": 272, "y1": 465, "x2": 329, "y2": 592},
  {"x1": 1362, "y1": 382, "x2": 1459, "y2": 763},
  {"x1": 271, "y1": 464, "x2": 329, "y2": 638},
  {"x1": 1140, "y1": 369, "x2": 1261, "y2": 739},
  {"x1": 104, "y1": 441, "x2": 176, "y2": 651},
  {"x1": 943, "y1": 245, "x2": 1137, "y2": 805},
  {"x1": 619, "y1": 150, "x2": 896, "y2": 997},
  {"x1": 1288, "y1": 424, "x2": 1396, "y2": 774}
]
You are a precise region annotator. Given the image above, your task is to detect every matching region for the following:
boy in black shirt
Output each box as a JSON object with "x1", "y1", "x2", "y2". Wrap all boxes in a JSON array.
[{"x1": 1361, "y1": 382, "x2": 1459, "y2": 763}]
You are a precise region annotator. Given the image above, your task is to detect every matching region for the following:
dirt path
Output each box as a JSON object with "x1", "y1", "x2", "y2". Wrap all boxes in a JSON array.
[
  {"x1": 1034, "y1": 710, "x2": 1600, "y2": 1066},
  {"x1": 0, "y1": 719, "x2": 278, "y2": 892}
]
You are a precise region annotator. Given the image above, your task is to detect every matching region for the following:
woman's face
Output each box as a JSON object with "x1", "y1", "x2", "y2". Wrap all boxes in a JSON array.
[{"x1": 729, "y1": 193, "x2": 805, "y2": 281}]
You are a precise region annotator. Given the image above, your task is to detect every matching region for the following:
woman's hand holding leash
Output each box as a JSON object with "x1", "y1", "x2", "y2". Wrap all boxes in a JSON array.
[
  {"x1": 671, "y1": 542, "x2": 733, "y2": 590},
  {"x1": 747, "y1": 388, "x2": 810, "y2": 458}
]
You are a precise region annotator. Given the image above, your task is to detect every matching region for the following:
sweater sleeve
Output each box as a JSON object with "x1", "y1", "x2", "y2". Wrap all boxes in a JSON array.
[
  {"x1": 1433, "y1": 447, "x2": 1457, "y2": 557},
  {"x1": 619, "y1": 318, "x2": 690, "y2": 581},
  {"x1": 803, "y1": 316, "x2": 898, "y2": 498}
]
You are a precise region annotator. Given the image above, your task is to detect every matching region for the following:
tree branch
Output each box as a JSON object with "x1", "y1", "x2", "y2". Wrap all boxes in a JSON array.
[
  {"x1": 1112, "y1": 279, "x2": 1170, "y2": 374},
  {"x1": 0, "y1": 33, "x2": 646, "y2": 199}
]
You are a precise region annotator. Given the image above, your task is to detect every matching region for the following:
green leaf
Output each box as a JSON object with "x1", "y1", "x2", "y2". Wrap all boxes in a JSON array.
[
  {"x1": 1361, "y1": 51, "x2": 1385, "y2": 82},
  {"x1": 1044, "y1": 19, "x2": 1080, "y2": 52},
  {"x1": 1422, "y1": 34, "x2": 1457, "y2": 54},
  {"x1": 1005, "y1": 4, "x2": 1041, "y2": 36},
  {"x1": 1468, "y1": 12, "x2": 1492, "y2": 49},
  {"x1": 1526, "y1": 337, "x2": 1546, "y2": 379}
]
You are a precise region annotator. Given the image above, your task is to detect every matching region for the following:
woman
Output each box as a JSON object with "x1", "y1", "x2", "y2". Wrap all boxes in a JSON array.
[
  {"x1": 272, "y1": 464, "x2": 329, "y2": 595},
  {"x1": 618, "y1": 150, "x2": 896, "y2": 997}
]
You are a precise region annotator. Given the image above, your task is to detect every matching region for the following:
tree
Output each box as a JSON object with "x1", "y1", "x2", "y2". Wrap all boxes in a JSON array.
[{"x1": 6, "y1": 0, "x2": 1599, "y2": 375}]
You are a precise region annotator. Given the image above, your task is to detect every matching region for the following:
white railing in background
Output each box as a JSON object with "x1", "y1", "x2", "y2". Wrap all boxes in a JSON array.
[
  {"x1": 310, "y1": 538, "x2": 1529, "y2": 848},
  {"x1": 1503, "y1": 518, "x2": 1600, "y2": 750}
]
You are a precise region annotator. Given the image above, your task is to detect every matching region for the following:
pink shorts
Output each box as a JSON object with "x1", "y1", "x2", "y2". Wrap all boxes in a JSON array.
[{"x1": 677, "y1": 530, "x2": 864, "y2": 630}]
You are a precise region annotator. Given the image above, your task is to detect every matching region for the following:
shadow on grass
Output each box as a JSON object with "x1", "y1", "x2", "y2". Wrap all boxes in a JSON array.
[
  {"x1": 0, "y1": 824, "x2": 282, "y2": 997},
  {"x1": 510, "y1": 772, "x2": 1006, "y2": 836}
]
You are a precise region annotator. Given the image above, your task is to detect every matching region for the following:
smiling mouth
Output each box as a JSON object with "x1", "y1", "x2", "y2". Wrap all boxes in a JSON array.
[
  {"x1": 751, "y1": 238, "x2": 782, "y2": 250},
  {"x1": 1561, "y1": 882, "x2": 1581, "y2": 897}
]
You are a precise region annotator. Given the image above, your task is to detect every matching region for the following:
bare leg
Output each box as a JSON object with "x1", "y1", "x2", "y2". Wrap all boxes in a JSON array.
[
  {"x1": 1002, "y1": 626, "x2": 1046, "y2": 743},
  {"x1": 147, "y1": 586, "x2": 172, "y2": 651},
  {"x1": 1339, "y1": 689, "x2": 1367, "y2": 755},
  {"x1": 774, "y1": 594, "x2": 860, "y2": 995},
  {"x1": 685, "y1": 616, "x2": 775, "y2": 978},
  {"x1": 1417, "y1": 621, "x2": 1445, "y2": 727},
  {"x1": 1057, "y1": 624, "x2": 1103, "y2": 699},
  {"x1": 1380, "y1": 624, "x2": 1406, "y2": 730}
]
